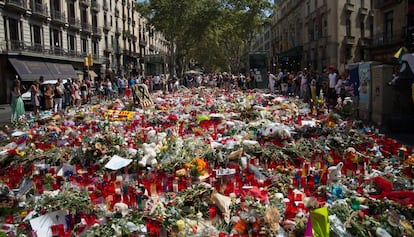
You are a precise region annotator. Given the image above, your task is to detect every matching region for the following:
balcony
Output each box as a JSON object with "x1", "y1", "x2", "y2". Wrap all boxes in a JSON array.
[
  {"x1": 92, "y1": 27, "x2": 102, "y2": 37},
  {"x1": 115, "y1": 27, "x2": 122, "y2": 35},
  {"x1": 68, "y1": 17, "x2": 81, "y2": 30},
  {"x1": 132, "y1": 35, "x2": 137, "y2": 42},
  {"x1": 103, "y1": 1, "x2": 108, "y2": 11},
  {"x1": 81, "y1": 23, "x2": 92, "y2": 33},
  {"x1": 115, "y1": 46, "x2": 122, "y2": 54},
  {"x1": 375, "y1": 0, "x2": 396, "y2": 9},
  {"x1": 358, "y1": 37, "x2": 372, "y2": 47},
  {"x1": 359, "y1": 7, "x2": 368, "y2": 16},
  {"x1": 149, "y1": 44, "x2": 156, "y2": 51},
  {"x1": 139, "y1": 38, "x2": 146, "y2": 47},
  {"x1": 1, "y1": 40, "x2": 86, "y2": 62},
  {"x1": 344, "y1": 2, "x2": 354, "y2": 12},
  {"x1": 31, "y1": 3, "x2": 49, "y2": 19},
  {"x1": 123, "y1": 30, "x2": 131, "y2": 40},
  {"x1": 343, "y1": 35, "x2": 356, "y2": 45},
  {"x1": 104, "y1": 46, "x2": 113, "y2": 53},
  {"x1": 80, "y1": 0, "x2": 90, "y2": 7},
  {"x1": 103, "y1": 23, "x2": 111, "y2": 32},
  {"x1": 372, "y1": 29, "x2": 406, "y2": 47},
  {"x1": 5, "y1": 0, "x2": 28, "y2": 12},
  {"x1": 91, "y1": 1, "x2": 100, "y2": 12},
  {"x1": 51, "y1": 10, "x2": 67, "y2": 24}
]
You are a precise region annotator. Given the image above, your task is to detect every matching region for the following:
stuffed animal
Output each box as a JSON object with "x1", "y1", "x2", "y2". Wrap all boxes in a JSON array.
[
  {"x1": 139, "y1": 143, "x2": 158, "y2": 167},
  {"x1": 113, "y1": 202, "x2": 129, "y2": 217},
  {"x1": 260, "y1": 123, "x2": 293, "y2": 140},
  {"x1": 328, "y1": 162, "x2": 343, "y2": 184}
]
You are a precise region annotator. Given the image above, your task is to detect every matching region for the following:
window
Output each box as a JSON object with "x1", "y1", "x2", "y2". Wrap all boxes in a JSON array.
[
  {"x1": 314, "y1": 0, "x2": 318, "y2": 9},
  {"x1": 92, "y1": 40, "x2": 99, "y2": 56},
  {"x1": 50, "y1": 28, "x2": 61, "y2": 48},
  {"x1": 82, "y1": 38, "x2": 88, "y2": 54},
  {"x1": 360, "y1": 21, "x2": 365, "y2": 37},
  {"x1": 307, "y1": 1, "x2": 310, "y2": 15},
  {"x1": 32, "y1": 25, "x2": 42, "y2": 45},
  {"x1": 68, "y1": 1, "x2": 75, "y2": 18},
  {"x1": 8, "y1": 18, "x2": 20, "y2": 42},
  {"x1": 53, "y1": 0, "x2": 60, "y2": 11},
  {"x1": 384, "y1": 11, "x2": 393, "y2": 43},
  {"x1": 68, "y1": 34, "x2": 76, "y2": 51},
  {"x1": 323, "y1": 17, "x2": 328, "y2": 37},
  {"x1": 360, "y1": 0, "x2": 365, "y2": 8},
  {"x1": 346, "y1": 19, "x2": 351, "y2": 36}
]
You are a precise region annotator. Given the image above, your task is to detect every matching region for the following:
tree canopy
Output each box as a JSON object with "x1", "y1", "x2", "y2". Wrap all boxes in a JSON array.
[{"x1": 135, "y1": 0, "x2": 272, "y2": 75}]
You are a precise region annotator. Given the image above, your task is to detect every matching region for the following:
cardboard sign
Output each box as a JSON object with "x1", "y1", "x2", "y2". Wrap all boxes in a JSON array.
[
  {"x1": 29, "y1": 210, "x2": 66, "y2": 237},
  {"x1": 131, "y1": 84, "x2": 153, "y2": 108}
]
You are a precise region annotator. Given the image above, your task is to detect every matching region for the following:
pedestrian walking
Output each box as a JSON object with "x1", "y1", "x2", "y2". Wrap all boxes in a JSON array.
[
  {"x1": 30, "y1": 80, "x2": 40, "y2": 116},
  {"x1": 10, "y1": 79, "x2": 25, "y2": 122}
]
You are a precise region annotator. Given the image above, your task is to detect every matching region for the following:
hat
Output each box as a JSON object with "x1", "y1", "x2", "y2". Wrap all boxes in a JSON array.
[{"x1": 328, "y1": 65, "x2": 335, "y2": 70}]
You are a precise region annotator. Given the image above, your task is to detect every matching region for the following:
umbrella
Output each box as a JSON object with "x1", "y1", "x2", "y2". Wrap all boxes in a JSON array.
[{"x1": 185, "y1": 70, "x2": 203, "y2": 74}]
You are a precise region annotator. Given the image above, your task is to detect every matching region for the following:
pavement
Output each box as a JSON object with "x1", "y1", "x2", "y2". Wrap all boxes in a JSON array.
[
  {"x1": 0, "y1": 104, "x2": 11, "y2": 125},
  {"x1": 0, "y1": 103, "x2": 413, "y2": 146}
]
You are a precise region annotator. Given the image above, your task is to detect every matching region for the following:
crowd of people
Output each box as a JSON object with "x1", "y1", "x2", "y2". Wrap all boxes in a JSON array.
[{"x1": 9, "y1": 65, "x2": 358, "y2": 122}]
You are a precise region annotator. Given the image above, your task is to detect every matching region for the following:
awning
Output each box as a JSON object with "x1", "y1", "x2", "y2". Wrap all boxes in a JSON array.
[
  {"x1": 46, "y1": 62, "x2": 78, "y2": 80},
  {"x1": 88, "y1": 70, "x2": 97, "y2": 77},
  {"x1": 8, "y1": 58, "x2": 53, "y2": 81}
]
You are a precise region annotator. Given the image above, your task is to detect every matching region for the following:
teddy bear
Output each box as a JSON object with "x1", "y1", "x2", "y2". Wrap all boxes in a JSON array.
[
  {"x1": 139, "y1": 143, "x2": 158, "y2": 167},
  {"x1": 113, "y1": 202, "x2": 129, "y2": 217},
  {"x1": 260, "y1": 122, "x2": 293, "y2": 140},
  {"x1": 328, "y1": 162, "x2": 343, "y2": 184}
]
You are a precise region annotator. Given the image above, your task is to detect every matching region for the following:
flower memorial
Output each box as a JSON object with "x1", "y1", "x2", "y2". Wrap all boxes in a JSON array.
[{"x1": 0, "y1": 87, "x2": 413, "y2": 237}]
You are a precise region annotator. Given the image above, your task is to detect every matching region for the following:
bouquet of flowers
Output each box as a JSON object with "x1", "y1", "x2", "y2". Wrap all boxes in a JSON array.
[{"x1": 185, "y1": 158, "x2": 207, "y2": 178}]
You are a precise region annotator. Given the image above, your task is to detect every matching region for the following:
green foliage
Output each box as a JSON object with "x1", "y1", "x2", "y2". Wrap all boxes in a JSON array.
[{"x1": 135, "y1": 0, "x2": 273, "y2": 75}]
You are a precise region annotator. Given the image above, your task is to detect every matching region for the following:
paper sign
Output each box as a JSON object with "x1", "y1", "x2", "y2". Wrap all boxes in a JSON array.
[
  {"x1": 105, "y1": 155, "x2": 132, "y2": 170},
  {"x1": 29, "y1": 210, "x2": 66, "y2": 237},
  {"x1": 132, "y1": 84, "x2": 153, "y2": 108},
  {"x1": 302, "y1": 120, "x2": 316, "y2": 127},
  {"x1": 57, "y1": 164, "x2": 76, "y2": 176}
]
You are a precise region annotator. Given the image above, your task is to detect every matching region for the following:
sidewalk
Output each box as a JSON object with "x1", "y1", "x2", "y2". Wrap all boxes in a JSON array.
[{"x1": 0, "y1": 104, "x2": 11, "y2": 125}]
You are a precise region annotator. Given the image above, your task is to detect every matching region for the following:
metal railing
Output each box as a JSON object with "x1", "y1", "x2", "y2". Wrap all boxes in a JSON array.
[
  {"x1": 1, "y1": 40, "x2": 85, "y2": 60},
  {"x1": 51, "y1": 10, "x2": 67, "y2": 23},
  {"x1": 32, "y1": 3, "x2": 48, "y2": 16},
  {"x1": 91, "y1": 1, "x2": 100, "y2": 11},
  {"x1": 6, "y1": 0, "x2": 28, "y2": 10},
  {"x1": 92, "y1": 27, "x2": 102, "y2": 36},
  {"x1": 80, "y1": 0, "x2": 91, "y2": 7},
  {"x1": 82, "y1": 23, "x2": 92, "y2": 33},
  {"x1": 68, "y1": 17, "x2": 81, "y2": 29},
  {"x1": 372, "y1": 28, "x2": 406, "y2": 47}
]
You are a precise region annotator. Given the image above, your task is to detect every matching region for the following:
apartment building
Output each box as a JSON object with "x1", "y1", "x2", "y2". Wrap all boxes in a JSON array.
[
  {"x1": 0, "y1": 0, "x2": 168, "y2": 104},
  {"x1": 370, "y1": 0, "x2": 410, "y2": 65},
  {"x1": 271, "y1": 0, "x2": 374, "y2": 73}
]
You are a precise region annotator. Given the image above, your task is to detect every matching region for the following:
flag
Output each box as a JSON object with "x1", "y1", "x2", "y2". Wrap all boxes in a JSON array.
[
  {"x1": 304, "y1": 215, "x2": 313, "y2": 237},
  {"x1": 394, "y1": 47, "x2": 408, "y2": 64},
  {"x1": 310, "y1": 206, "x2": 330, "y2": 237}
]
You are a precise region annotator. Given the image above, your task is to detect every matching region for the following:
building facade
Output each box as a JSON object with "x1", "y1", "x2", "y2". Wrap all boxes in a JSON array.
[
  {"x1": 272, "y1": 0, "x2": 374, "y2": 73},
  {"x1": 370, "y1": 0, "x2": 410, "y2": 66},
  {"x1": 0, "y1": 0, "x2": 168, "y2": 104}
]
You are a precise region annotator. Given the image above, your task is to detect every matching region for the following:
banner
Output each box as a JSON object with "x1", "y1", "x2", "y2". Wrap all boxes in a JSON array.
[
  {"x1": 358, "y1": 63, "x2": 371, "y2": 111},
  {"x1": 131, "y1": 84, "x2": 153, "y2": 108},
  {"x1": 104, "y1": 110, "x2": 137, "y2": 121}
]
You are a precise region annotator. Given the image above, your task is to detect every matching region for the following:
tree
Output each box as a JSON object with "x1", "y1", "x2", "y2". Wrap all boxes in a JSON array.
[{"x1": 135, "y1": 0, "x2": 272, "y2": 76}]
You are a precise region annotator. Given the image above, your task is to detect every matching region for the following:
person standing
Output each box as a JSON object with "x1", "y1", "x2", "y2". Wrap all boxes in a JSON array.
[
  {"x1": 10, "y1": 79, "x2": 25, "y2": 122},
  {"x1": 30, "y1": 80, "x2": 40, "y2": 116},
  {"x1": 268, "y1": 71, "x2": 276, "y2": 94},
  {"x1": 44, "y1": 84, "x2": 54, "y2": 110},
  {"x1": 328, "y1": 65, "x2": 338, "y2": 105},
  {"x1": 53, "y1": 81, "x2": 64, "y2": 113}
]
